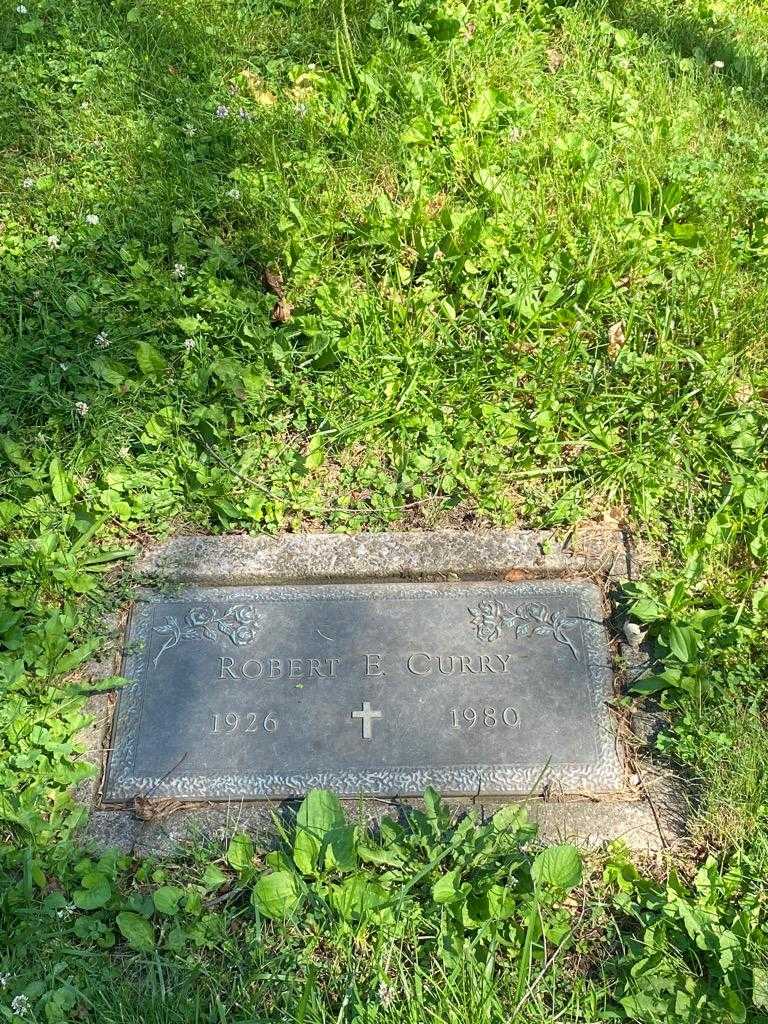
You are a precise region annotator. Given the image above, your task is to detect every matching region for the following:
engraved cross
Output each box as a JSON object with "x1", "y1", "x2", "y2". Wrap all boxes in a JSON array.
[{"x1": 351, "y1": 701, "x2": 383, "y2": 740}]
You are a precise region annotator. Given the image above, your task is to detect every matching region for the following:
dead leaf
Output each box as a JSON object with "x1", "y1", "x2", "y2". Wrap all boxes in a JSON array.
[
  {"x1": 546, "y1": 48, "x2": 564, "y2": 73},
  {"x1": 504, "y1": 569, "x2": 532, "y2": 582},
  {"x1": 262, "y1": 267, "x2": 292, "y2": 322},
  {"x1": 132, "y1": 797, "x2": 184, "y2": 821},
  {"x1": 238, "y1": 69, "x2": 260, "y2": 90},
  {"x1": 426, "y1": 192, "x2": 448, "y2": 217},
  {"x1": 263, "y1": 266, "x2": 285, "y2": 298},
  {"x1": 271, "y1": 298, "x2": 293, "y2": 324},
  {"x1": 734, "y1": 380, "x2": 753, "y2": 404},
  {"x1": 167, "y1": 66, "x2": 178, "y2": 75},
  {"x1": 238, "y1": 69, "x2": 277, "y2": 105},
  {"x1": 623, "y1": 622, "x2": 646, "y2": 648},
  {"x1": 607, "y1": 321, "x2": 626, "y2": 359},
  {"x1": 286, "y1": 72, "x2": 319, "y2": 103}
]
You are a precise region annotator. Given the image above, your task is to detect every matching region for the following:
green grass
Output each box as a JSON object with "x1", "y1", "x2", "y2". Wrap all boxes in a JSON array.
[
  {"x1": 2, "y1": 0, "x2": 767, "y2": 531},
  {"x1": 2, "y1": 0, "x2": 768, "y2": 1019},
  {"x1": 3, "y1": 791, "x2": 768, "y2": 1023}
]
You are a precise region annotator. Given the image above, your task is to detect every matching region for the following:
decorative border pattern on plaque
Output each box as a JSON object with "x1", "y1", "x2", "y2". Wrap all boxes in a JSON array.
[{"x1": 103, "y1": 581, "x2": 621, "y2": 801}]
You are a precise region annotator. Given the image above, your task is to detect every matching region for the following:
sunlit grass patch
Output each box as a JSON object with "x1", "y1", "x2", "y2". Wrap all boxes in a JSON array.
[{"x1": 1, "y1": 0, "x2": 768, "y2": 1018}]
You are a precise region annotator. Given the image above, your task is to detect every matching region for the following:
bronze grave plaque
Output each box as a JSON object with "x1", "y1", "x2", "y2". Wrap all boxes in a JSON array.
[{"x1": 104, "y1": 580, "x2": 620, "y2": 800}]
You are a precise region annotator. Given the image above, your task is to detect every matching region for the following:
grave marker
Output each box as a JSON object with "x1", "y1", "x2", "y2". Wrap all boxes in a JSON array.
[{"x1": 104, "y1": 580, "x2": 621, "y2": 801}]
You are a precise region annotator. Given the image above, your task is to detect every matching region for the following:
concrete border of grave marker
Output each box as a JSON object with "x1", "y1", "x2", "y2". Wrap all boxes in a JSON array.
[{"x1": 75, "y1": 527, "x2": 685, "y2": 855}]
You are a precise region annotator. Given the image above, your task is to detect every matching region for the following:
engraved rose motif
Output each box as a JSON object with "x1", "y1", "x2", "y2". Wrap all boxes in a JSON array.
[
  {"x1": 468, "y1": 599, "x2": 579, "y2": 659},
  {"x1": 230, "y1": 624, "x2": 259, "y2": 645},
  {"x1": 233, "y1": 604, "x2": 259, "y2": 625},
  {"x1": 152, "y1": 603, "x2": 261, "y2": 666},
  {"x1": 470, "y1": 599, "x2": 514, "y2": 643},
  {"x1": 186, "y1": 605, "x2": 217, "y2": 627},
  {"x1": 525, "y1": 603, "x2": 548, "y2": 623}
]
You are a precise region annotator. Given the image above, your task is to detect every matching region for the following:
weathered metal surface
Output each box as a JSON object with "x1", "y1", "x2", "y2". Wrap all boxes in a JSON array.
[{"x1": 104, "y1": 580, "x2": 620, "y2": 801}]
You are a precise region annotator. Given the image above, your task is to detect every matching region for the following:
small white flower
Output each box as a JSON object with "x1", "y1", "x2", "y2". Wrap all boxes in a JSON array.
[
  {"x1": 226, "y1": 187, "x2": 241, "y2": 200},
  {"x1": 183, "y1": 337, "x2": 195, "y2": 350},
  {"x1": 713, "y1": 59, "x2": 725, "y2": 69},
  {"x1": 95, "y1": 330, "x2": 110, "y2": 349},
  {"x1": 0, "y1": 972, "x2": 10, "y2": 988},
  {"x1": 85, "y1": 213, "x2": 99, "y2": 225},
  {"x1": 22, "y1": 177, "x2": 34, "y2": 189},
  {"x1": 47, "y1": 234, "x2": 61, "y2": 250},
  {"x1": 172, "y1": 262, "x2": 186, "y2": 279},
  {"x1": 378, "y1": 982, "x2": 394, "y2": 1008},
  {"x1": 183, "y1": 123, "x2": 196, "y2": 137},
  {"x1": 11, "y1": 995, "x2": 30, "y2": 1016},
  {"x1": 215, "y1": 104, "x2": 229, "y2": 118},
  {"x1": 295, "y1": 102, "x2": 308, "y2": 116},
  {"x1": 119, "y1": 445, "x2": 131, "y2": 458},
  {"x1": 59, "y1": 362, "x2": 69, "y2": 371},
  {"x1": 508, "y1": 127, "x2": 523, "y2": 143},
  {"x1": 15, "y1": 4, "x2": 28, "y2": 13},
  {"x1": 237, "y1": 107, "x2": 250, "y2": 120},
  {"x1": 75, "y1": 401, "x2": 89, "y2": 417}
]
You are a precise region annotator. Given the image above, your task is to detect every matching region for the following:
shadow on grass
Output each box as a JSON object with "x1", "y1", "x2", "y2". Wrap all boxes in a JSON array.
[
  {"x1": 576, "y1": 0, "x2": 768, "y2": 99},
  {"x1": 2, "y1": 0, "x2": 767, "y2": 460}
]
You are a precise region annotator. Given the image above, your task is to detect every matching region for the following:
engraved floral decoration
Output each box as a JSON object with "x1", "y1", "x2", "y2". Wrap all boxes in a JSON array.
[
  {"x1": 152, "y1": 604, "x2": 260, "y2": 667},
  {"x1": 468, "y1": 600, "x2": 579, "y2": 660}
]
